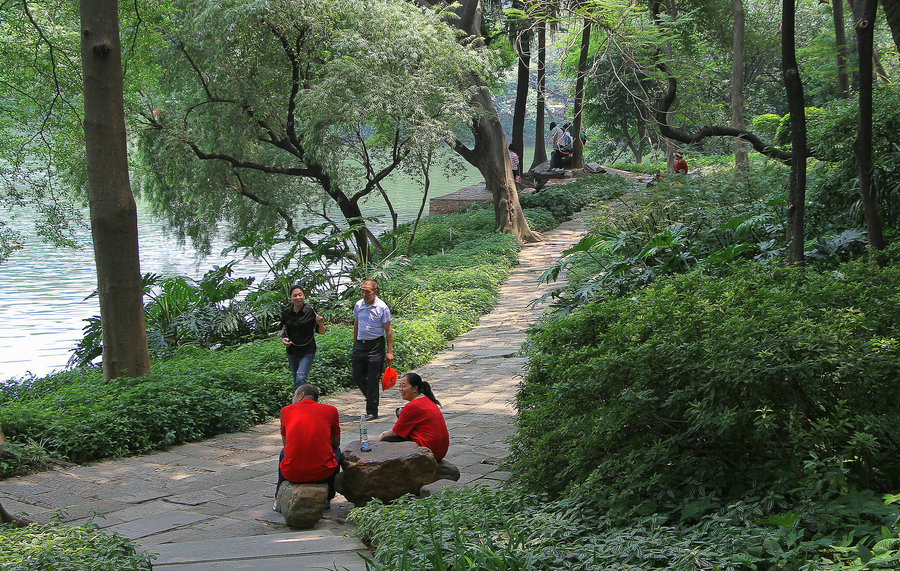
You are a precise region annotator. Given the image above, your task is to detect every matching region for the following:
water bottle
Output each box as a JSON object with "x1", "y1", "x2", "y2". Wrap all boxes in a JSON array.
[{"x1": 359, "y1": 414, "x2": 370, "y2": 451}]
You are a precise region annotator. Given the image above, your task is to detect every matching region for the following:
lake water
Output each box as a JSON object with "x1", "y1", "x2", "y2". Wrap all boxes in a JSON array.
[{"x1": 0, "y1": 148, "x2": 542, "y2": 381}]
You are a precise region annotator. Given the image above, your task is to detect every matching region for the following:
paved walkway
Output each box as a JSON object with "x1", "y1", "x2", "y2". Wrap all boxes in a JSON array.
[{"x1": 2, "y1": 215, "x2": 586, "y2": 569}]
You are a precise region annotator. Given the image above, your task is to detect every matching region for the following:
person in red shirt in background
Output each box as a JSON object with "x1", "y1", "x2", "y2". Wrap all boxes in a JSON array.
[
  {"x1": 277, "y1": 384, "x2": 341, "y2": 508},
  {"x1": 377, "y1": 372, "x2": 449, "y2": 461},
  {"x1": 674, "y1": 151, "x2": 688, "y2": 175}
]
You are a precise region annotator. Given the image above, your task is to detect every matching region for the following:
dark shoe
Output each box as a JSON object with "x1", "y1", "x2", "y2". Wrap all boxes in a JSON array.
[{"x1": 365, "y1": 414, "x2": 378, "y2": 421}]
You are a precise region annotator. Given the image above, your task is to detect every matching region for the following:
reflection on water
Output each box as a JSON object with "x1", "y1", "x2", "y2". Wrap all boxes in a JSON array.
[{"x1": 0, "y1": 154, "x2": 496, "y2": 381}]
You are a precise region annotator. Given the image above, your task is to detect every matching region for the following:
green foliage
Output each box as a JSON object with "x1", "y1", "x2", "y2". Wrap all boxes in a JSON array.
[
  {"x1": 0, "y1": 347, "x2": 288, "y2": 463},
  {"x1": 520, "y1": 175, "x2": 625, "y2": 220},
  {"x1": 805, "y1": 83, "x2": 900, "y2": 233},
  {"x1": 0, "y1": 439, "x2": 58, "y2": 479},
  {"x1": 752, "y1": 113, "x2": 782, "y2": 144},
  {"x1": 0, "y1": 518, "x2": 154, "y2": 570},
  {"x1": 611, "y1": 153, "x2": 737, "y2": 174},
  {"x1": 522, "y1": 207, "x2": 558, "y2": 232},
  {"x1": 775, "y1": 107, "x2": 826, "y2": 148},
  {"x1": 351, "y1": 484, "x2": 900, "y2": 569},
  {"x1": 135, "y1": 0, "x2": 497, "y2": 255},
  {"x1": 514, "y1": 250, "x2": 900, "y2": 520}
]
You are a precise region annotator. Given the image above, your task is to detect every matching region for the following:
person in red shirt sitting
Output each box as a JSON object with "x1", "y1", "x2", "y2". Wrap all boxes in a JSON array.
[
  {"x1": 673, "y1": 152, "x2": 688, "y2": 175},
  {"x1": 377, "y1": 372, "x2": 449, "y2": 461},
  {"x1": 277, "y1": 384, "x2": 341, "y2": 507}
]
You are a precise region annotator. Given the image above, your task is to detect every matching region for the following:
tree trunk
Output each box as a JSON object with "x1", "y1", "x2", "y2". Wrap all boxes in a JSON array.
[
  {"x1": 571, "y1": 20, "x2": 591, "y2": 170},
  {"x1": 511, "y1": 15, "x2": 531, "y2": 175},
  {"x1": 1, "y1": 501, "x2": 29, "y2": 527},
  {"x1": 80, "y1": 0, "x2": 151, "y2": 379},
  {"x1": 531, "y1": 23, "x2": 548, "y2": 169},
  {"x1": 883, "y1": 0, "x2": 900, "y2": 60},
  {"x1": 440, "y1": 0, "x2": 538, "y2": 242},
  {"x1": 782, "y1": 0, "x2": 808, "y2": 264},
  {"x1": 732, "y1": 0, "x2": 749, "y2": 169},
  {"x1": 834, "y1": 0, "x2": 851, "y2": 97},
  {"x1": 855, "y1": 0, "x2": 886, "y2": 251}
]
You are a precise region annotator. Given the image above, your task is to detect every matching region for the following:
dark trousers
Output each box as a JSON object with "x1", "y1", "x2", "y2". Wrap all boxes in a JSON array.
[
  {"x1": 351, "y1": 337, "x2": 385, "y2": 417},
  {"x1": 276, "y1": 448, "x2": 340, "y2": 499}
]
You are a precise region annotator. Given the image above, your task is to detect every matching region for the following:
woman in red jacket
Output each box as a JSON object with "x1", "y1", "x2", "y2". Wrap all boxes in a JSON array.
[{"x1": 377, "y1": 372, "x2": 449, "y2": 461}]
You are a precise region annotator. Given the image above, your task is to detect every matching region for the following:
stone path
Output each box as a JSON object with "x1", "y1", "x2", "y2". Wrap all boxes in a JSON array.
[{"x1": 2, "y1": 215, "x2": 586, "y2": 569}]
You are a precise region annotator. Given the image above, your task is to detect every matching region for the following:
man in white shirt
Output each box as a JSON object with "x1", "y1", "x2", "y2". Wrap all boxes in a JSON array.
[
  {"x1": 547, "y1": 121, "x2": 563, "y2": 168},
  {"x1": 352, "y1": 279, "x2": 394, "y2": 420}
]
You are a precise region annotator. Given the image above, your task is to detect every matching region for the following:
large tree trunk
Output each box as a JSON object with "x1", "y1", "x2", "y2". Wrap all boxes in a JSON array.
[
  {"x1": 80, "y1": 0, "x2": 151, "y2": 379},
  {"x1": 1, "y1": 501, "x2": 29, "y2": 527},
  {"x1": 531, "y1": 23, "x2": 548, "y2": 169},
  {"x1": 571, "y1": 21, "x2": 591, "y2": 170},
  {"x1": 883, "y1": 0, "x2": 900, "y2": 60},
  {"x1": 834, "y1": 0, "x2": 851, "y2": 97},
  {"x1": 511, "y1": 12, "x2": 531, "y2": 175},
  {"x1": 732, "y1": 0, "x2": 749, "y2": 169},
  {"x1": 855, "y1": 0, "x2": 886, "y2": 251},
  {"x1": 440, "y1": 0, "x2": 538, "y2": 242},
  {"x1": 782, "y1": 0, "x2": 808, "y2": 265}
]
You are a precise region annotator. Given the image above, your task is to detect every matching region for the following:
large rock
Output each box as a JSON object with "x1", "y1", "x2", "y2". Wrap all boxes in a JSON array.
[
  {"x1": 337, "y1": 440, "x2": 437, "y2": 506},
  {"x1": 275, "y1": 483, "x2": 327, "y2": 528}
]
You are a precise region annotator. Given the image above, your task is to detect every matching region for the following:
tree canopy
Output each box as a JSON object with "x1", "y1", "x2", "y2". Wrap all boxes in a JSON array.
[{"x1": 135, "y1": 0, "x2": 497, "y2": 260}]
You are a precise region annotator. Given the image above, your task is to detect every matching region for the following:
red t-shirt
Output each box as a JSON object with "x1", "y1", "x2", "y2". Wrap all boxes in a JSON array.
[
  {"x1": 674, "y1": 159, "x2": 688, "y2": 174},
  {"x1": 280, "y1": 400, "x2": 340, "y2": 482},
  {"x1": 392, "y1": 397, "x2": 449, "y2": 461}
]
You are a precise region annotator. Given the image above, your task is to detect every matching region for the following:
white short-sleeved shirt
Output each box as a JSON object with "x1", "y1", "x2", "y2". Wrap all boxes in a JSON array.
[{"x1": 354, "y1": 297, "x2": 392, "y2": 340}]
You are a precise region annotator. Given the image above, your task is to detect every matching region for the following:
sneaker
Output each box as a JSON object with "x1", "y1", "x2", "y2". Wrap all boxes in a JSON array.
[
  {"x1": 273, "y1": 501, "x2": 278, "y2": 512},
  {"x1": 365, "y1": 414, "x2": 378, "y2": 421}
]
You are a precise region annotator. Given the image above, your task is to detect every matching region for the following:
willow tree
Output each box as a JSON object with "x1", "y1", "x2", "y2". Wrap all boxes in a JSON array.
[{"x1": 135, "y1": 0, "x2": 494, "y2": 261}]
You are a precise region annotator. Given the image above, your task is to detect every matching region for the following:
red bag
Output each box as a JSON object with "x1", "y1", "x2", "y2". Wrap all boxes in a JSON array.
[{"x1": 381, "y1": 366, "x2": 398, "y2": 391}]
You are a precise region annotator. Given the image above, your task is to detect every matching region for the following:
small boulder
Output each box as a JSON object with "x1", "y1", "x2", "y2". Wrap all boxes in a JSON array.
[
  {"x1": 419, "y1": 479, "x2": 466, "y2": 497},
  {"x1": 275, "y1": 483, "x2": 327, "y2": 528},
  {"x1": 337, "y1": 440, "x2": 436, "y2": 506},
  {"x1": 436, "y1": 460, "x2": 460, "y2": 482}
]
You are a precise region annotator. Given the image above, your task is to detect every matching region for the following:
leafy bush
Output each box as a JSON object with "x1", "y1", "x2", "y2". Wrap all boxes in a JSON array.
[
  {"x1": 514, "y1": 249, "x2": 900, "y2": 520},
  {"x1": 0, "y1": 439, "x2": 59, "y2": 478},
  {"x1": 523, "y1": 206, "x2": 558, "y2": 231},
  {"x1": 611, "y1": 153, "x2": 738, "y2": 174},
  {"x1": 350, "y1": 485, "x2": 900, "y2": 569},
  {"x1": 752, "y1": 113, "x2": 781, "y2": 143},
  {"x1": 0, "y1": 519, "x2": 154, "y2": 570}
]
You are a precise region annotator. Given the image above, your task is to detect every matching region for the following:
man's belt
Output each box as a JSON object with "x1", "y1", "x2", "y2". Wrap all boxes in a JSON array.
[{"x1": 357, "y1": 336, "x2": 385, "y2": 345}]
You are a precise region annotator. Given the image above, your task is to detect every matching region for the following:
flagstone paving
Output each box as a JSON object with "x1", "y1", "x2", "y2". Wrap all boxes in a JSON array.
[{"x1": 2, "y1": 214, "x2": 586, "y2": 569}]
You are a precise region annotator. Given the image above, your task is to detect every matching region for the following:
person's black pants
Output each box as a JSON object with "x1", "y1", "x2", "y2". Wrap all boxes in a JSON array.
[{"x1": 351, "y1": 337, "x2": 385, "y2": 417}]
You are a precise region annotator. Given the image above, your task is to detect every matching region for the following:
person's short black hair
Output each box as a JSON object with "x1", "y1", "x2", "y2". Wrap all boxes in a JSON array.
[
  {"x1": 294, "y1": 384, "x2": 320, "y2": 402},
  {"x1": 549, "y1": 121, "x2": 557, "y2": 130}
]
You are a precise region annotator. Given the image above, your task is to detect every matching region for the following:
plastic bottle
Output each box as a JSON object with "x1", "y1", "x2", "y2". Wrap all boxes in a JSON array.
[{"x1": 359, "y1": 414, "x2": 370, "y2": 451}]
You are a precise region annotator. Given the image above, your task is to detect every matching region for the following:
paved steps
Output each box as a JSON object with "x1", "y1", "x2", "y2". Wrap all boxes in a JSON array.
[{"x1": 152, "y1": 530, "x2": 371, "y2": 569}]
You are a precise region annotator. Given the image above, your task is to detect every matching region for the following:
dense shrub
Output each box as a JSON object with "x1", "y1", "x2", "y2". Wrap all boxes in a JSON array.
[
  {"x1": 0, "y1": 519, "x2": 153, "y2": 570},
  {"x1": 523, "y1": 206, "x2": 558, "y2": 231},
  {"x1": 350, "y1": 485, "x2": 900, "y2": 569},
  {"x1": 514, "y1": 249, "x2": 900, "y2": 520}
]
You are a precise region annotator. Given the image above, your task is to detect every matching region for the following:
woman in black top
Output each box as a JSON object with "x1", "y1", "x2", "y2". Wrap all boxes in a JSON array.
[{"x1": 279, "y1": 285, "x2": 326, "y2": 390}]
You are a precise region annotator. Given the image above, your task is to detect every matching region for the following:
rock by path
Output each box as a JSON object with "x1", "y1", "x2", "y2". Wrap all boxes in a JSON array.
[{"x1": 1, "y1": 215, "x2": 586, "y2": 569}]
